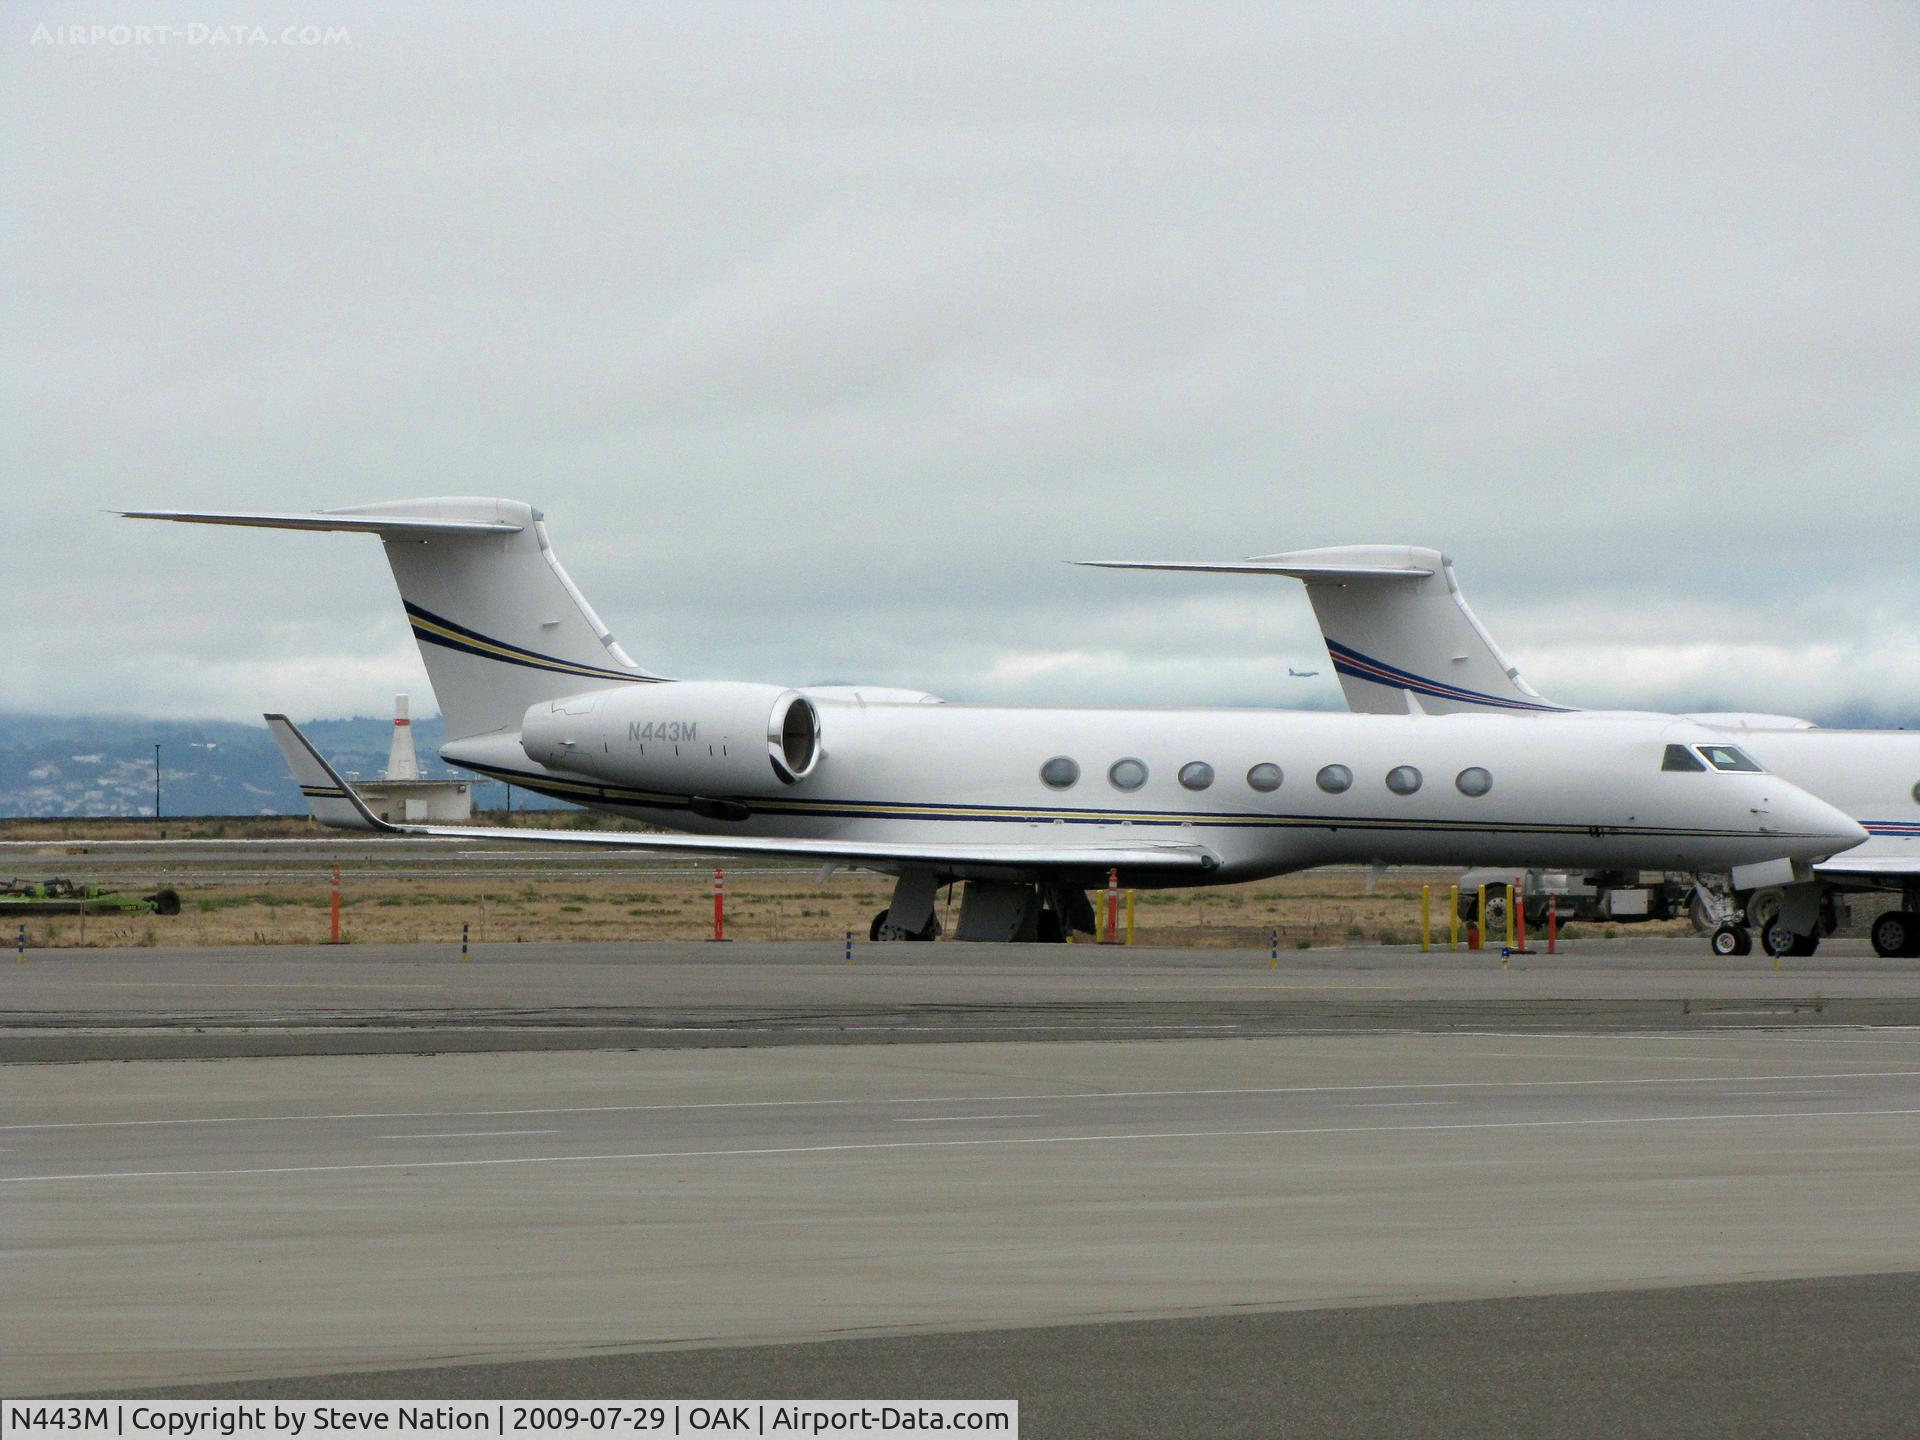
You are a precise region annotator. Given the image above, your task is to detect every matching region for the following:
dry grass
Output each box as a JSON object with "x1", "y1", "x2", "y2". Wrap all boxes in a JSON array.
[{"x1": 4, "y1": 863, "x2": 1689, "y2": 950}]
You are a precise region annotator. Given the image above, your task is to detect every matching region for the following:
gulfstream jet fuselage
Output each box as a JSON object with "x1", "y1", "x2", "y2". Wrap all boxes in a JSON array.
[
  {"x1": 1085, "y1": 542, "x2": 1920, "y2": 956},
  {"x1": 125, "y1": 499, "x2": 1864, "y2": 942}
]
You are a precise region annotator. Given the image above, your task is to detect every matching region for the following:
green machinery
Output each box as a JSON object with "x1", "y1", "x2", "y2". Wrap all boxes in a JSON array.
[{"x1": 0, "y1": 878, "x2": 182, "y2": 916}]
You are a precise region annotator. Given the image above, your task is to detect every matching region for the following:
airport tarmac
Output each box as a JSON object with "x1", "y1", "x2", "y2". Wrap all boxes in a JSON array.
[
  {"x1": 2, "y1": 937, "x2": 1915, "y2": 1060},
  {"x1": 7, "y1": 942, "x2": 1920, "y2": 1432}
]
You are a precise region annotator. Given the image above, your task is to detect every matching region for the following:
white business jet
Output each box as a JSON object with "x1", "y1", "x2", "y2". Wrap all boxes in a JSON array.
[
  {"x1": 124, "y1": 500, "x2": 1863, "y2": 943},
  {"x1": 1083, "y1": 545, "x2": 1913, "y2": 956}
]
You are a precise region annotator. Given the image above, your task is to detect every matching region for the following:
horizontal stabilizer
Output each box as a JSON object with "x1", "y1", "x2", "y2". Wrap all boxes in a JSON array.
[
  {"x1": 264, "y1": 715, "x2": 1218, "y2": 875},
  {"x1": 121, "y1": 509, "x2": 522, "y2": 537},
  {"x1": 1076, "y1": 557, "x2": 1432, "y2": 581}
]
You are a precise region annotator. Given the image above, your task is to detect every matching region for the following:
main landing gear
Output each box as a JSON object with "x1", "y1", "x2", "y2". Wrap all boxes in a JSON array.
[
  {"x1": 1710, "y1": 925, "x2": 1751, "y2": 957},
  {"x1": 1759, "y1": 922, "x2": 1820, "y2": 958},
  {"x1": 869, "y1": 908, "x2": 940, "y2": 942},
  {"x1": 864, "y1": 873, "x2": 1096, "y2": 943},
  {"x1": 1869, "y1": 910, "x2": 1920, "y2": 958}
]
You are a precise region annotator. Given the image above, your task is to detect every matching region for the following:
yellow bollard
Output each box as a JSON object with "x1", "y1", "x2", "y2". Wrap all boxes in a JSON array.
[
  {"x1": 1448, "y1": 885, "x2": 1460, "y2": 951},
  {"x1": 1475, "y1": 884, "x2": 1487, "y2": 951},
  {"x1": 1125, "y1": 890, "x2": 1135, "y2": 945},
  {"x1": 1420, "y1": 885, "x2": 1431, "y2": 952}
]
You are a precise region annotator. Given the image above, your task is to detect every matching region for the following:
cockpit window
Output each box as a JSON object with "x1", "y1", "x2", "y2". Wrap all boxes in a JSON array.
[
  {"x1": 1697, "y1": 744, "x2": 1763, "y2": 773},
  {"x1": 1662, "y1": 744, "x2": 1706, "y2": 773}
]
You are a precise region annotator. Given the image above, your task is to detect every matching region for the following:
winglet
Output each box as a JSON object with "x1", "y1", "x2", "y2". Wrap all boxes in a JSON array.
[{"x1": 264, "y1": 714, "x2": 398, "y2": 833}]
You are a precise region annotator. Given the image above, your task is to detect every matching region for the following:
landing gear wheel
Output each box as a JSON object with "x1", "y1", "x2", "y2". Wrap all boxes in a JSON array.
[
  {"x1": 1746, "y1": 889, "x2": 1783, "y2": 939},
  {"x1": 1870, "y1": 911, "x2": 1920, "y2": 959},
  {"x1": 1760, "y1": 922, "x2": 1819, "y2": 958},
  {"x1": 1480, "y1": 888, "x2": 1509, "y2": 942},
  {"x1": 1711, "y1": 925, "x2": 1751, "y2": 957},
  {"x1": 1036, "y1": 909, "x2": 1065, "y2": 944},
  {"x1": 869, "y1": 908, "x2": 938, "y2": 942}
]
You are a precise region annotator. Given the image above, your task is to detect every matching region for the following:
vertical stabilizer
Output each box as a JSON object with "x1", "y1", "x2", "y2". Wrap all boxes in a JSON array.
[
  {"x1": 1252, "y1": 545, "x2": 1568, "y2": 715},
  {"x1": 1077, "y1": 545, "x2": 1566, "y2": 715},
  {"x1": 125, "y1": 498, "x2": 668, "y2": 739}
]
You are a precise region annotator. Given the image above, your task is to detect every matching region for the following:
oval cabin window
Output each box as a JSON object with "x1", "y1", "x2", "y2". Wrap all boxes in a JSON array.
[{"x1": 1040, "y1": 757, "x2": 1080, "y2": 789}]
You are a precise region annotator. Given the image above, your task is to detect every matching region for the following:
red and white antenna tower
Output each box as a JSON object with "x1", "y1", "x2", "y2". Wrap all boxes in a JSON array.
[{"x1": 385, "y1": 694, "x2": 422, "y2": 781}]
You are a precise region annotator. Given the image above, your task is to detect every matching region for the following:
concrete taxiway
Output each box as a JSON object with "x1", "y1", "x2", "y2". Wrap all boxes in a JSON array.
[
  {"x1": 4, "y1": 937, "x2": 1915, "y2": 1060},
  {"x1": 7, "y1": 1027, "x2": 1920, "y2": 1403},
  {"x1": 7, "y1": 941, "x2": 1920, "y2": 1433}
]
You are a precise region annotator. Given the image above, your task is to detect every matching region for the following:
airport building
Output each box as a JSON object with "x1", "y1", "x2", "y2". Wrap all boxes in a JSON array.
[{"x1": 351, "y1": 694, "x2": 473, "y2": 823}]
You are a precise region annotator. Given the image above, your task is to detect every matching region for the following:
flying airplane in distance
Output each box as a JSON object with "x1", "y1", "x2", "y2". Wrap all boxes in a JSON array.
[
  {"x1": 1082, "y1": 544, "x2": 1917, "y2": 958},
  {"x1": 123, "y1": 500, "x2": 1863, "y2": 944},
  {"x1": 1288, "y1": 667, "x2": 1320, "y2": 678}
]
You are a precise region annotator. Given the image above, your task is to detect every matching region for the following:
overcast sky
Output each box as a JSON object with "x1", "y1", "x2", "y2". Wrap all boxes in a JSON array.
[{"x1": 4, "y1": 1, "x2": 1916, "y2": 727}]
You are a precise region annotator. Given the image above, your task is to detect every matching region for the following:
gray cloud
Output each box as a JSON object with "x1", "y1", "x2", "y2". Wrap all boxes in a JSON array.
[{"x1": 4, "y1": 1, "x2": 1916, "y2": 727}]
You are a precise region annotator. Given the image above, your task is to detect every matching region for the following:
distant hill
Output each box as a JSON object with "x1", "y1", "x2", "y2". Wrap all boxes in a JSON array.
[{"x1": 0, "y1": 713, "x2": 565, "y2": 818}]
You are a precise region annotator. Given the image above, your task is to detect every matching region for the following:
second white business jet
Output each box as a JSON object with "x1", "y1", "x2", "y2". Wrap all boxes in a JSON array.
[
  {"x1": 125, "y1": 499, "x2": 1863, "y2": 942},
  {"x1": 1086, "y1": 544, "x2": 1913, "y2": 956}
]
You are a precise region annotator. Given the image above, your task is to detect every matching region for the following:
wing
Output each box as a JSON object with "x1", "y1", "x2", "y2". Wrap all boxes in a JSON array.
[
  {"x1": 1814, "y1": 852, "x2": 1920, "y2": 881},
  {"x1": 266, "y1": 715, "x2": 1219, "y2": 876}
]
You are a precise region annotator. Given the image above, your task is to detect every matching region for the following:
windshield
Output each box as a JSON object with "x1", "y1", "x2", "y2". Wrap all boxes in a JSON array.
[
  {"x1": 1661, "y1": 744, "x2": 1706, "y2": 772},
  {"x1": 1696, "y1": 744, "x2": 1764, "y2": 773}
]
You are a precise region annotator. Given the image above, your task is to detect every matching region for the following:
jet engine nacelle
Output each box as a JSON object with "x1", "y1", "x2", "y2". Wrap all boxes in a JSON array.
[{"x1": 520, "y1": 681, "x2": 822, "y2": 793}]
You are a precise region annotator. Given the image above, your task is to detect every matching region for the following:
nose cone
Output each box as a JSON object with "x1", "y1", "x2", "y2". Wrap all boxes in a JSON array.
[{"x1": 1768, "y1": 783, "x2": 1868, "y2": 861}]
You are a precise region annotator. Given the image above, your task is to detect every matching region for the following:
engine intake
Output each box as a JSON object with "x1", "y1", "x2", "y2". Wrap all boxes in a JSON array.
[{"x1": 521, "y1": 681, "x2": 822, "y2": 795}]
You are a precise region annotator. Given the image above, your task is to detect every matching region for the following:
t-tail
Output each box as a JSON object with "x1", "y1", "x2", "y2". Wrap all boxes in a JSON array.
[
  {"x1": 123, "y1": 498, "x2": 665, "y2": 739},
  {"x1": 1077, "y1": 544, "x2": 1569, "y2": 715}
]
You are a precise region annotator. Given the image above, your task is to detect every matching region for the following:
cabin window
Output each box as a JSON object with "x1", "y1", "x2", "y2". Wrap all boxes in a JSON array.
[
  {"x1": 1246, "y1": 763, "x2": 1283, "y2": 793},
  {"x1": 1178, "y1": 761, "x2": 1215, "y2": 791},
  {"x1": 1040, "y1": 757, "x2": 1080, "y2": 789},
  {"x1": 1456, "y1": 766, "x2": 1493, "y2": 797},
  {"x1": 1385, "y1": 765, "x2": 1422, "y2": 796},
  {"x1": 1697, "y1": 744, "x2": 1763, "y2": 773},
  {"x1": 1316, "y1": 764, "x2": 1353, "y2": 794},
  {"x1": 1109, "y1": 758, "x2": 1149, "y2": 792},
  {"x1": 1661, "y1": 744, "x2": 1706, "y2": 773}
]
